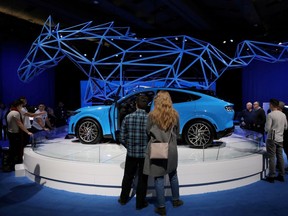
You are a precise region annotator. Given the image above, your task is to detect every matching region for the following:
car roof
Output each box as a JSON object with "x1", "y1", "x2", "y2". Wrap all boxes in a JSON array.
[{"x1": 118, "y1": 87, "x2": 214, "y2": 101}]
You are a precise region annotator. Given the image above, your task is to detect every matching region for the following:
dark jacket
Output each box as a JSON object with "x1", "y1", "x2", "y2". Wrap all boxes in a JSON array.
[{"x1": 252, "y1": 108, "x2": 266, "y2": 133}]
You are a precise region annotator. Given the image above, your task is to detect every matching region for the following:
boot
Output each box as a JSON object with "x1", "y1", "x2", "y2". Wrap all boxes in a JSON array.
[
  {"x1": 172, "y1": 199, "x2": 184, "y2": 207},
  {"x1": 154, "y1": 207, "x2": 166, "y2": 216}
]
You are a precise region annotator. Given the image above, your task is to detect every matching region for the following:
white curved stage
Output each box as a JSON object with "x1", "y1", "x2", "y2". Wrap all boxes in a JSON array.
[{"x1": 20, "y1": 130, "x2": 268, "y2": 196}]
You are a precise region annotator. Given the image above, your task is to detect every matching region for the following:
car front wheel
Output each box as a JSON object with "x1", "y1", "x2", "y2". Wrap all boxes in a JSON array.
[
  {"x1": 183, "y1": 120, "x2": 214, "y2": 148},
  {"x1": 77, "y1": 118, "x2": 102, "y2": 144}
]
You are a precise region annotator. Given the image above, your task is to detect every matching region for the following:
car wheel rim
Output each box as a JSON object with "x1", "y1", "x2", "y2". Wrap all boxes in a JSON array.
[
  {"x1": 79, "y1": 121, "x2": 99, "y2": 143},
  {"x1": 187, "y1": 122, "x2": 211, "y2": 147}
]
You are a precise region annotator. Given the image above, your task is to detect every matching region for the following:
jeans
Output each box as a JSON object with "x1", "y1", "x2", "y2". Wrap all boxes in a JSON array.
[
  {"x1": 266, "y1": 139, "x2": 285, "y2": 177},
  {"x1": 154, "y1": 170, "x2": 180, "y2": 208}
]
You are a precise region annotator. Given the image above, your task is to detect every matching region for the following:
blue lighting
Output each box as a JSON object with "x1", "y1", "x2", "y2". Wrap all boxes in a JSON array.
[{"x1": 17, "y1": 16, "x2": 288, "y2": 104}]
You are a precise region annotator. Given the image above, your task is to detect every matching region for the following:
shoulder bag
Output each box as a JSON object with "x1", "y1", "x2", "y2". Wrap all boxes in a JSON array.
[{"x1": 150, "y1": 127, "x2": 173, "y2": 159}]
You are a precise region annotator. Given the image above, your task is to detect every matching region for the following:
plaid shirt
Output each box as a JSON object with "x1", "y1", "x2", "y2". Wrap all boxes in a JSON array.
[{"x1": 120, "y1": 109, "x2": 148, "y2": 158}]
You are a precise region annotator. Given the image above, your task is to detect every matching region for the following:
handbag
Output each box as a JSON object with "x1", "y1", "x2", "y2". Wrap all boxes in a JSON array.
[{"x1": 149, "y1": 127, "x2": 173, "y2": 159}]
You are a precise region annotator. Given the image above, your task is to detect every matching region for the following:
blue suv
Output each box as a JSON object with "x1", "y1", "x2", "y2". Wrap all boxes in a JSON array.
[{"x1": 68, "y1": 88, "x2": 234, "y2": 147}]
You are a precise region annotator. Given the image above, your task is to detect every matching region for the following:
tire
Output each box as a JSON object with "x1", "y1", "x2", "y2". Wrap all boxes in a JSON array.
[
  {"x1": 76, "y1": 118, "x2": 102, "y2": 144},
  {"x1": 183, "y1": 120, "x2": 214, "y2": 148}
]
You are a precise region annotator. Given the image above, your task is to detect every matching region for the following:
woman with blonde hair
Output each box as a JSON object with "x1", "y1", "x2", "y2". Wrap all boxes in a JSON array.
[{"x1": 143, "y1": 90, "x2": 183, "y2": 216}]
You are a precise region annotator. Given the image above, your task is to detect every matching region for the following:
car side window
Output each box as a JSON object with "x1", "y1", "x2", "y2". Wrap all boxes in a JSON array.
[{"x1": 167, "y1": 90, "x2": 201, "y2": 104}]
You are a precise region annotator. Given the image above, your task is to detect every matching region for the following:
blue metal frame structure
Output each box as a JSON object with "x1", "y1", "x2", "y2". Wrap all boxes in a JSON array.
[{"x1": 17, "y1": 16, "x2": 288, "y2": 103}]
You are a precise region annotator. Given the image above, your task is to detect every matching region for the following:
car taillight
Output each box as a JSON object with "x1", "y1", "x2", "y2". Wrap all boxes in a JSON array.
[
  {"x1": 69, "y1": 111, "x2": 80, "y2": 116},
  {"x1": 225, "y1": 105, "x2": 234, "y2": 111}
]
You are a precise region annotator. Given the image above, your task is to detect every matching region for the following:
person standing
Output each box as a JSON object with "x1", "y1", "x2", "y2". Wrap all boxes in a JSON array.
[
  {"x1": 118, "y1": 94, "x2": 149, "y2": 210},
  {"x1": 31, "y1": 103, "x2": 52, "y2": 133},
  {"x1": 6, "y1": 99, "x2": 33, "y2": 171},
  {"x1": 252, "y1": 101, "x2": 266, "y2": 141},
  {"x1": 278, "y1": 101, "x2": 288, "y2": 171},
  {"x1": 19, "y1": 96, "x2": 46, "y2": 146},
  {"x1": 143, "y1": 91, "x2": 183, "y2": 216},
  {"x1": 239, "y1": 102, "x2": 254, "y2": 130},
  {"x1": 47, "y1": 107, "x2": 57, "y2": 128},
  {"x1": 264, "y1": 99, "x2": 287, "y2": 183},
  {"x1": 0, "y1": 102, "x2": 4, "y2": 140},
  {"x1": 54, "y1": 101, "x2": 68, "y2": 127},
  {"x1": 0, "y1": 102, "x2": 9, "y2": 141},
  {"x1": 30, "y1": 103, "x2": 53, "y2": 146}
]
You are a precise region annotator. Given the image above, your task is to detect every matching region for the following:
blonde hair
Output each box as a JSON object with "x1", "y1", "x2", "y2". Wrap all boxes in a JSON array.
[{"x1": 149, "y1": 90, "x2": 178, "y2": 131}]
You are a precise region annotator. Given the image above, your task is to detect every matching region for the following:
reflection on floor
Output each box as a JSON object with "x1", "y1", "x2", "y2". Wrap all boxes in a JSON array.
[
  {"x1": 32, "y1": 126, "x2": 263, "y2": 163},
  {"x1": 21, "y1": 126, "x2": 268, "y2": 196}
]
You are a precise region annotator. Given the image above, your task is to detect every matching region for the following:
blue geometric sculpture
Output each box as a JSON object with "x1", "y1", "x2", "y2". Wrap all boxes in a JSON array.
[{"x1": 17, "y1": 16, "x2": 288, "y2": 104}]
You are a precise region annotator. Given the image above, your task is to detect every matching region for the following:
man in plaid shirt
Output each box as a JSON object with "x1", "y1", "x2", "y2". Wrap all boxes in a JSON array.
[{"x1": 118, "y1": 94, "x2": 149, "y2": 210}]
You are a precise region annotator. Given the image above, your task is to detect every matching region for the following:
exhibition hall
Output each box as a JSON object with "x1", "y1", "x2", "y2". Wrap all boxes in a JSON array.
[{"x1": 1, "y1": 1, "x2": 288, "y2": 216}]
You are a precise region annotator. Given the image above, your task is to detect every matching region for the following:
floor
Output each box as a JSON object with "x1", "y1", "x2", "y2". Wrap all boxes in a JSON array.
[
  {"x1": 17, "y1": 126, "x2": 265, "y2": 196},
  {"x1": 1, "y1": 127, "x2": 288, "y2": 216},
  {"x1": 1, "y1": 164, "x2": 288, "y2": 216}
]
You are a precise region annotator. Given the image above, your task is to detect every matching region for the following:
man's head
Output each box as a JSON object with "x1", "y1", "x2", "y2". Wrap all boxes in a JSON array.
[
  {"x1": 11, "y1": 99, "x2": 24, "y2": 111},
  {"x1": 269, "y1": 98, "x2": 279, "y2": 110},
  {"x1": 278, "y1": 101, "x2": 285, "y2": 111},
  {"x1": 19, "y1": 96, "x2": 27, "y2": 106},
  {"x1": 38, "y1": 103, "x2": 46, "y2": 111},
  {"x1": 136, "y1": 95, "x2": 148, "y2": 110},
  {"x1": 246, "y1": 102, "x2": 252, "y2": 110},
  {"x1": 253, "y1": 101, "x2": 260, "y2": 109}
]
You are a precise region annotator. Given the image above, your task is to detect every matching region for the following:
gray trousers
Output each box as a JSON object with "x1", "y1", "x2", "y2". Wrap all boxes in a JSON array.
[{"x1": 266, "y1": 139, "x2": 285, "y2": 177}]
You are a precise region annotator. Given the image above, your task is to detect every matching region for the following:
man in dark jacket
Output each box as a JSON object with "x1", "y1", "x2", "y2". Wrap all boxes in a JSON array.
[
  {"x1": 239, "y1": 102, "x2": 254, "y2": 130},
  {"x1": 252, "y1": 101, "x2": 266, "y2": 141}
]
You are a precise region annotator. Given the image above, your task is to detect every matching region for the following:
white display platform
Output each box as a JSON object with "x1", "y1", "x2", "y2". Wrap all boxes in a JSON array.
[{"x1": 21, "y1": 128, "x2": 268, "y2": 196}]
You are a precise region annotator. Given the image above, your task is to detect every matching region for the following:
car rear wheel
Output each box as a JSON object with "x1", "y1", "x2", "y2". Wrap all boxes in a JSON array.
[
  {"x1": 183, "y1": 120, "x2": 214, "y2": 148},
  {"x1": 77, "y1": 118, "x2": 102, "y2": 144}
]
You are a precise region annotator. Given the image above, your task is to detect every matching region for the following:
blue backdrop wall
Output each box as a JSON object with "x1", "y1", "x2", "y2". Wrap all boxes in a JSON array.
[
  {"x1": 0, "y1": 40, "x2": 55, "y2": 108},
  {"x1": 242, "y1": 61, "x2": 288, "y2": 108}
]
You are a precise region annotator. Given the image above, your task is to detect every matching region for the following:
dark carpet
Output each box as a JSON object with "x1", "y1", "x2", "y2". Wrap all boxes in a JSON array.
[{"x1": 1, "y1": 139, "x2": 288, "y2": 216}]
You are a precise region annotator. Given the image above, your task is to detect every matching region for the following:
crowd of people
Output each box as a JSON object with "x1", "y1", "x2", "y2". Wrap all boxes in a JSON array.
[
  {"x1": 1, "y1": 92, "x2": 183, "y2": 215},
  {"x1": 2, "y1": 94, "x2": 288, "y2": 215},
  {"x1": 238, "y1": 99, "x2": 288, "y2": 183},
  {"x1": 238, "y1": 101, "x2": 267, "y2": 141},
  {"x1": 118, "y1": 96, "x2": 288, "y2": 215},
  {"x1": 0, "y1": 97, "x2": 69, "y2": 172}
]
